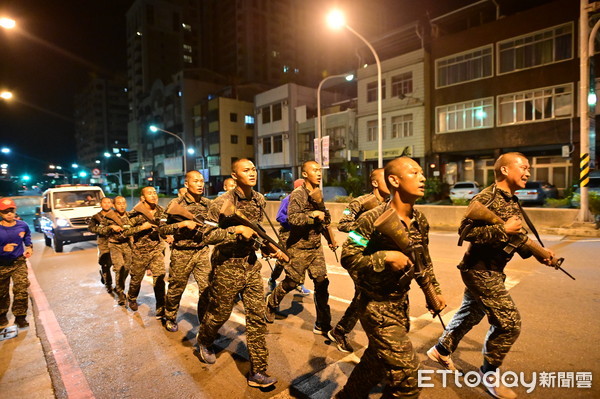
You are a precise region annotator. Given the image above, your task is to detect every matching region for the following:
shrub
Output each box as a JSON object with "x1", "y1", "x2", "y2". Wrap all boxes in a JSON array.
[
  {"x1": 544, "y1": 198, "x2": 571, "y2": 208},
  {"x1": 451, "y1": 198, "x2": 470, "y2": 206},
  {"x1": 589, "y1": 192, "x2": 600, "y2": 216}
]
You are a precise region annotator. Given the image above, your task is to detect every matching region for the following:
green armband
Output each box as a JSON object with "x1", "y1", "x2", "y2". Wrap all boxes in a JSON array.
[{"x1": 348, "y1": 230, "x2": 368, "y2": 247}]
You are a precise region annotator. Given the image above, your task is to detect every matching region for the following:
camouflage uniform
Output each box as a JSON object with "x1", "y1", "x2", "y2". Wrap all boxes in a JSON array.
[
  {"x1": 336, "y1": 204, "x2": 441, "y2": 398},
  {"x1": 0, "y1": 220, "x2": 32, "y2": 319},
  {"x1": 124, "y1": 204, "x2": 168, "y2": 310},
  {"x1": 436, "y1": 184, "x2": 531, "y2": 368},
  {"x1": 335, "y1": 193, "x2": 384, "y2": 336},
  {"x1": 88, "y1": 212, "x2": 113, "y2": 289},
  {"x1": 98, "y1": 212, "x2": 133, "y2": 297},
  {"x1": 267, "y1": 185, "x2": 332, "y2": 331},
  {"x1": 196, "y1": 189, "x2": 269, "y2": 374},
  {"x1": 160, "y1": 193, "x2": 212, "y2": 323}
]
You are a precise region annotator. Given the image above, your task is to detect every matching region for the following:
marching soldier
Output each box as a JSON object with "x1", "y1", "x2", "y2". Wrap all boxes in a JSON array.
[
  {"x1": 0, "y1": 198, "x2": 33, "y2": 328},
  {"x1": 124, "y1": 187, "x2": 168, "y2": 315},
  {"x1": 195, "y1": 158, "x2": 283, "y2": 388},
  {"x1": 88, "y1": 197, "x2": 114, "y2": 293},
  {"x1": 160, "y1": 171, "x2": 211, "y2": 332},
  {"x1": 99, "y1": 196, "x2": 132, "y2": 306},
  {"x1": 427, "y1": 152, "x2": 554, "y2": 399},
  {"x1": 328, "y1": 168, "x2": 389, "y2": 353},
  {"x1": 335, "y1": 157, "x2": 445, "y2": 398},
  {"x1": 222, "y1": 177, "x2": 237, "y2": 192},
  {"x1": 265, "y1": 161, "x2": 333, "y2": 336}
]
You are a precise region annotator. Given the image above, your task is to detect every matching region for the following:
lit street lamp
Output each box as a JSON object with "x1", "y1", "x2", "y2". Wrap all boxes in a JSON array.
[
  {"x1": 0, "y1": 17, "x2": 16, "y2": 29},
  {"x1": 327, "y1": 9, "x2": 383, "y2": 168},
  {"x1": 1, "y1": 91, "x2": 13, "y2": 100},
  {"x1": 148, "y1": 125, "x2": 187, "y2": 175},
  {"x1": 316, "y1": 72, "x2": 355, "y2": 190},
  {"x1": 1, "y1": 147, "x2": 10, "y2": 154}
]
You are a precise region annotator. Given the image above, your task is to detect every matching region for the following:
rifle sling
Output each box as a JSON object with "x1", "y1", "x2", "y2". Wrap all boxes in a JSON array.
[
  {"x1": 263, "y1": 207, "x2": 284, "y2": 246},
  {"x1": 517, "y1": 201, "x2": 545, "y2": 247}
]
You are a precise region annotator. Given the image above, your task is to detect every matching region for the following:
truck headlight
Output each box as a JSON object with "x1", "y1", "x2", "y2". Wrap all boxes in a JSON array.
[{"x1": 56, "y1": 218, "x2": 70, "y2": 227}]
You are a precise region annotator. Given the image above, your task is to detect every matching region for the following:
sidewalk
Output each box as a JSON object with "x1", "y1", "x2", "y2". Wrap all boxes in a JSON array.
[{"x1": 0, "y1": 298, "x2": 54, "y2": 399}]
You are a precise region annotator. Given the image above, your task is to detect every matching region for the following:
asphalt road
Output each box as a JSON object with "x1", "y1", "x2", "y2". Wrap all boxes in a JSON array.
[{"x1": 26, "y1": 228, "x2": 600, "y2": 398}]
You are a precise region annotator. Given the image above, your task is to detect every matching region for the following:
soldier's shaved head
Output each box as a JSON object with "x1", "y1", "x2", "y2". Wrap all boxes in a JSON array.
[
  {"x1": 384, "y1": 157, "x2": 416, "y2": 190},
  {"x1": 302, "y1": 160, "x2": 319, "y2": 173},
  {"x1": 494, "y1": 152, "x2": 527, "y2": 180}
]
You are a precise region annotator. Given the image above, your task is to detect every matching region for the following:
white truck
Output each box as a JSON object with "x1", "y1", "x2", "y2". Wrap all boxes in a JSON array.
[{"x1": 39, "y1": 185, "x2": 105, "y2": 252}]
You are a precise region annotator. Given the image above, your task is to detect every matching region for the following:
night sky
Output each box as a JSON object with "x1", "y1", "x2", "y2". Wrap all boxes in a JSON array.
[
  {"x1": 0, "y1": 0, "x2": 134, "y2": 176},
  {"x1": 0, "y1": 0, "x2": 547, "y2": 178}
]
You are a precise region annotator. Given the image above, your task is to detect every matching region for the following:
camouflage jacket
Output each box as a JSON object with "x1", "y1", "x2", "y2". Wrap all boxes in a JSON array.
[
  {"x1": 341, "y1": 203, "x2": 441, "y2": 302},
  {"x1": 160, "y1": 193, "x2": 211, "y2": 249},
  {"x1": 88, "y1": 211, "x2": 111, "y2": 252},
  {"x1": 124, "y1": 203, "x2": 167, "y2": 252},
  {"x1": 458, "y1": 184, "x2": 532, "y2": 272},
  {"x1": 204, "y1": 188, "x2": 266, "y2": 258},
  {"x1": 97, "y1": 211, "x2": 132, "y2": 244},
  {"x1": 287, "y1": 185, "x2": 331, "y2": 250},
  {"x1": 337, "y1": 192, "x2": 383, "y2": 233}
]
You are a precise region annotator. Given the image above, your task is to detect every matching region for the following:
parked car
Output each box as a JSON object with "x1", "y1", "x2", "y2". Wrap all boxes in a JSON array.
[
  {"x1": 571, "y1": 173, "x2": 600, "y2": 207},
  {"x1": 449, "y1": 181, "x2": 480, "y2": 201},
  {"x1": 264, "y1": 188, "x2": 291, "y2": 200},
  {"x1": 516, "y1": 181, "x2": 558, "y2": 206}
]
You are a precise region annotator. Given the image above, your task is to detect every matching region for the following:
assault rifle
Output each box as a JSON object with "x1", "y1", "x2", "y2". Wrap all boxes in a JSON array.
[
  {"x1": 104, "y1": 209, "x2": 124, "y2": 227},
  {"x1": 361, "y1": 195, "x2": 381, "y2": 212},
  {"x1": 219, "y1": 199, "x2": 290, "y2": 263},
  {"x1": 463, "y1": 201, "x2": 575, "y2": 280},
  {"x1": 307, "y1": 188, "x2": 339, "y2": 261},
  {"x1": 373, "y1": 208, "x2": 447, "y2": 328},
  {"x1": 165, "y1": 201, "x2": 205, "y2": 225},
  {"x1": 132, "y1": 202, "x2": 161, "y2": 232}
]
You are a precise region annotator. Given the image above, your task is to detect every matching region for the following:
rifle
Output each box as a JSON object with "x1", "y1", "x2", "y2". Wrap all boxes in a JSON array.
[
  {"x1": 307, "y1": 188, "x2": 339, "y2": 261},
  {"x1": 464, "y1": 201, "x2": 575, "y2": 280},
  {"x1": 133, "y1": 202, "x2": 161, "y2": 231},
  {"x1": 219, "y1": 199, "x2": 290, "y2": 263},
  {"x1": 373, "y1": 208, "x2": 446, "y2": 328},
  {"x1": 104, "y1": 209, "x2": 124, "y2": 227},
  {"x1": 165, "y1": 200, "x2": 205, "y2": 225},
  {"x1": 361, "y1": 195, "x2": 380, "y2": 212}
]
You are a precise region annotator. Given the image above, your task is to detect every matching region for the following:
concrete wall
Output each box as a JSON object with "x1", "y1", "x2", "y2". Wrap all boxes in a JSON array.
[{"x1": 264, "y1": 201, "x2": 580, "y2": 230}]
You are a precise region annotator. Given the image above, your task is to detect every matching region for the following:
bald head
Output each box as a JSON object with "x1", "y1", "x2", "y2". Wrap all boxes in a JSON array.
[
  {"x1": 384, "y1": 157, "x2": 416, "y2": 189},
  {"x1": 302, "y1": 160, "x2": 319, "y2": 174},
  {"x1": 494, "y1": 152, "x2": 527, "y2": 180}
]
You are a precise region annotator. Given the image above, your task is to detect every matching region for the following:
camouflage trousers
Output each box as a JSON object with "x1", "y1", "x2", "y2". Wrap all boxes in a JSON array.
[
  {"x1": 336, "y1": 294, "x2": 420, "y2": 399},
  {"x1": 334, "y1": 285, "x2": 361, "y2": 335},
  {"x1": 197, "y1": 252, "x2": 268, "y2": 374},
  {"x1": 0, "y1": 258, "x2": 30, "y2": 318},
  {"x1": 270, "y1": 246, "x2": 331, "y2": 329},
  {"x1": 437, "y1": 269, "x2": 521, "y2": 367},
  {"x1": 128, "y1": 247, "x2": 166, "y2": 310},
  {"x1": 165, "y1": 247, "x2": 211, "y2": 323},
  {"x1": 98, "y1": 252, "x2": 113, "y2": 288},
  {"x1": 109, "y1": 242, "x2": 132, "y2": 295}
]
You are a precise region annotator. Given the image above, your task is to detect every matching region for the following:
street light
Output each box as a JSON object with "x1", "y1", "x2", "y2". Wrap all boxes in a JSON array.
[
  {"x1": 316, "y1": 72, "x2": 355, "y2": 190},
  {"x1": 0, "y1": 17, "x2": 16, "y2": 29},
  {"x1": 327, "y1": 9, "x2": 383, "y2": 168},
  {"x1": 148, "y1": 125, "x2": 187, "y2": 174},
  {"x1": 1, "y1": 91, "x2": 13, "y2": 100},
  {"x1": 1, "y1": 147, "x2": 10, "y2": 154}
]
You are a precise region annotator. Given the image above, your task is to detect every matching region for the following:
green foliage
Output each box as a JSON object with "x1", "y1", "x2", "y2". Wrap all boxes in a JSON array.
[
  {"x1": 328, "y1": 161, "x2": 364, "y2": 197},
  {"x1": 544, "y1": 198, "x2": 571, "y2": 208},
  {"x1": 333, "y1": 195, "x2": 354, "y2": 203},
  {"x1": 451, "y1": 198, "x2": 470, "y2": 206},
  {"x1": 562, "y1": 184, "x2": 577, "y2": 201},
  {"x1": 424, "y1": 177, "x2": 443, "y2": 202},
  {"x1": 269, "y1": 178, "x2": 290, "y2": 190},
  {"x1": 589, "y1": 192, "x2": 600, "y2": 215}
]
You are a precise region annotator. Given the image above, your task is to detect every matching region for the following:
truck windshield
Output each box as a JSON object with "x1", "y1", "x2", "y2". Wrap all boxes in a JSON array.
[{"x1": 53, "y1": 191, "x2": 102, "y2": 208}]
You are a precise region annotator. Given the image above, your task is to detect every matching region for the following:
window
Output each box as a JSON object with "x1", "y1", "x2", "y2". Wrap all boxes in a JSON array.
[
  {"x1": 498, "y1": 23, "x2": 572, "y2": 74},
  {"x1": 367, "y1": 80, "x2": 386, "y2": 102},
  {"x1": 391, "y1": 72, "x2": 413, "y2": 97},
  {"x1": 367, "y1": 119, "x2": 386, "y2": 141},
  {"x1": 263, "y1": 137, "x2": 272, "y2": 154},
  {"x1": 245, "y1": 115, "x2": 254, "y2": 126},
  {"x1": 230, "y1": 112, "x2": 238, "y2": 122},
  {"x1": 497, "y1": 84, "x2": 573, "y2": 126},
  {"x1": 272, "y1": 102, "x2": 282, "y2": 121},
  {"x1": 436, "y1": 98, "x2": 494, "y2": 133},
  {"x1": 391, "y1": 114, "x2": 413, "y2": 138},
  {"x1": 231, "y1": 135, "x2": 238, "y2": 144},
  {"x1": 273, "y1": 135, "x2": 283, "y2": 153},
  {"x1": 246, "y1": 136, "x2": 253, "y2": 145},
  {"x1": 261, "y1": 106, "x2": 271, "y2": 123},
  {"x1": 436, "y1": 45, "x2": 493, "y2": 88}
]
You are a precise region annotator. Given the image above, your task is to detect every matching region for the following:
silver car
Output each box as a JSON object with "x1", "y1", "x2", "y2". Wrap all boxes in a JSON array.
[{"x1": 450, "y1": 181, "x2": 480, "y2": 201}]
